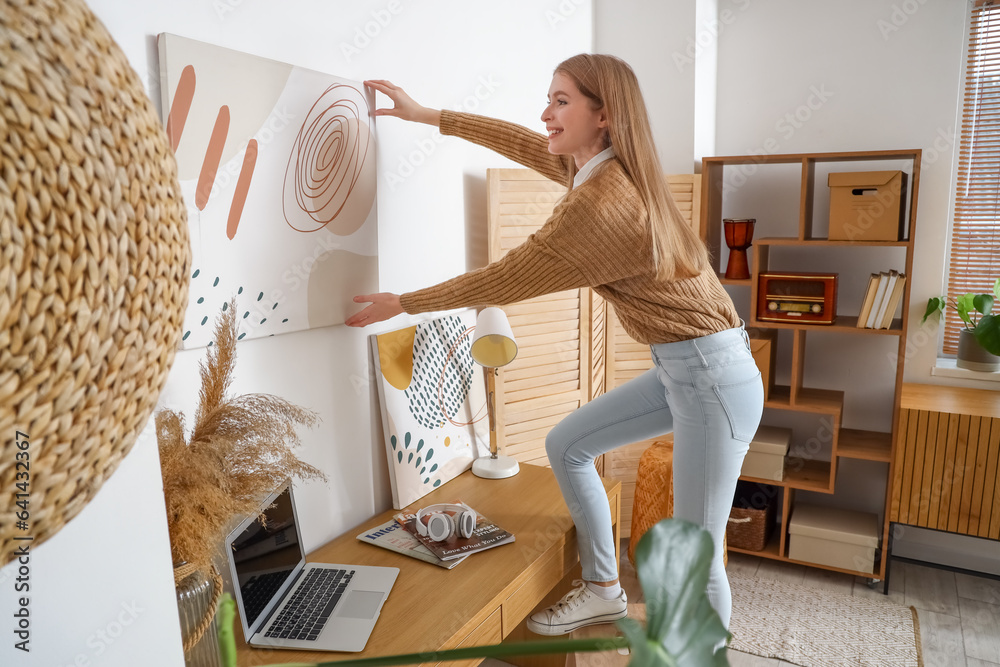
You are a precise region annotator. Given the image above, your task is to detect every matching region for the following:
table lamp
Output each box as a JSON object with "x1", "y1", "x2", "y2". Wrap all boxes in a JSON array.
[{"x1": 469, "y1": 307, "x2": 520, "y2": 479}]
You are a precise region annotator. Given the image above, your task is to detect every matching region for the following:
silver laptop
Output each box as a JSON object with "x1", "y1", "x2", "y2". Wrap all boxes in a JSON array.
[{"x1": 225, "y1": 481, "x2": 399, "y2": 652}]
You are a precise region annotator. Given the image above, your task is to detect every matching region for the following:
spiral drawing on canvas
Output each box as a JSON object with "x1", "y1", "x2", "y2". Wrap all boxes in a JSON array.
[{"x1": 283, "y1": 83, "x2": 372, "y2": 235}]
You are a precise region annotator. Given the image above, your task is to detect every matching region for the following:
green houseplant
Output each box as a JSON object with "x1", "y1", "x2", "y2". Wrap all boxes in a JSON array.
[{"x1": 923, "y1": 278, "x2": 1000, "y2": 371}]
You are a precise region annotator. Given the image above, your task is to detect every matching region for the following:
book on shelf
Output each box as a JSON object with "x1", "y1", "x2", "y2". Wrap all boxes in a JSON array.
[
  {"x1": 877, "y1": 273, "x2": 906, "y2": 329},
  {"x1": 395, "y1": 502, "x2": 515, "y2": 561},
  {"x1": 864, "y1": 271, "x2": 892, "y2": 329},
  {"x1": 856, "y1": 273, "x2": 881, "y2": 328},
  {"x1": 356, "y1": 518, "x2": 468, "y2": 569},
  {"x1": 857, "y1": 271, "x2": 906, "y2": 330},
  {"x1": 872, "y1": 270, "x2": 900, "y2": 329}
]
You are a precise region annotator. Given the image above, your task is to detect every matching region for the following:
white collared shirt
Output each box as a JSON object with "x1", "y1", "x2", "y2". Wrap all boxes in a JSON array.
[{"x1": 573, "y1": 146, "x2": 616, "y2": 188}]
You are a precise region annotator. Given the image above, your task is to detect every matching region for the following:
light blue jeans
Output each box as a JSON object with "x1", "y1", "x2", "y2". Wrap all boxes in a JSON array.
[{"x1": 544, "y1": 325, "x2": 764, "y2": 628}]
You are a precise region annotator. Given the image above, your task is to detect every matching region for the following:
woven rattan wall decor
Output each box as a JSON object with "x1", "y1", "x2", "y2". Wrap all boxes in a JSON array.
[{"x1": 0, "y1": 0, "x2": 190, "y2": 566}]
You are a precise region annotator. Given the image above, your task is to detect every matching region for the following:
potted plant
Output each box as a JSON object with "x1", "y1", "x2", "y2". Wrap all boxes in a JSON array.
[{"x1": 923, "y1": 278, "x2": 1000, "y2": 371}]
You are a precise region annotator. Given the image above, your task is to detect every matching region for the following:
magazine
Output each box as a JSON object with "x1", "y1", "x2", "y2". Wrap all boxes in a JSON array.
[
  {"x1": 356, "y1": 518, "x2": 467, "y2": 569},
  {"x1": 395, "y1": 502, "x2": 515, "y2": 561}
]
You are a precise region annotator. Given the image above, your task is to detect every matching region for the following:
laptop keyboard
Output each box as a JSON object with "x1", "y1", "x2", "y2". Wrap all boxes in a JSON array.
[
  {"x1": 242, "y1": 569, "x2": 294, "y2": 626},
  {"x1": 264, "y1": 568, "x2": 355, "y2": 641}
]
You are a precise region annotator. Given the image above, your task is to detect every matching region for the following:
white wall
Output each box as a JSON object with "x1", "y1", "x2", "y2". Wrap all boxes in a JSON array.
[
  {"x1": 0, "y1": 2, "x2": 592, "y2": 665},
  {"x1": 0, "y1": 423, "x2": 185, "y2": 667},
  {"x1": 595, "y1": 0, "x2": 698, "y2": 172}
]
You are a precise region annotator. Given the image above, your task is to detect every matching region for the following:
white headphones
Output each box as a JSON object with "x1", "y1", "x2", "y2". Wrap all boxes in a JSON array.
[{"x1": 415, "y1": 504, "x2": 477, "y2": 542}]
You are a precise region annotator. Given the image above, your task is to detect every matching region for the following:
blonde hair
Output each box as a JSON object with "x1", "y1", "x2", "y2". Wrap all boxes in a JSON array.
[{"x1": 555, "y1": 54, "x2": 709, "y2": 281}]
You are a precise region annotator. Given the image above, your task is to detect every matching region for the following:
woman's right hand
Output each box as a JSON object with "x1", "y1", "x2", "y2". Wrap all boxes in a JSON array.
[{"x1": 364, "y1": 79, "x2": 441, "y2": 126}]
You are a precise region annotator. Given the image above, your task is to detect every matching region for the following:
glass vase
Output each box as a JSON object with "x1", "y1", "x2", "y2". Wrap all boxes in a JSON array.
[{"x1": 175, "y1": 567, "x2": 223, "y2": 667}]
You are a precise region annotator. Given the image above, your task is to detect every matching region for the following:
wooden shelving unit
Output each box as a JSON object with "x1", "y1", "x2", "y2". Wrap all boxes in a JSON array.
[{"x1": 702, "y1": 149, "x2": 921, "y2": 580}]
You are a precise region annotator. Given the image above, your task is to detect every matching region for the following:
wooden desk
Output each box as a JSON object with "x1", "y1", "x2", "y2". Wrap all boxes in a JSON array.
[{"x1": 235, "y1": 463, "x2": 621, "y2": 666}]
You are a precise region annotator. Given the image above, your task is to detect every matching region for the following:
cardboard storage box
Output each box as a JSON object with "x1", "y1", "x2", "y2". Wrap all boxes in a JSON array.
[
  {"x1": 828, "y1": 170, "x2": 907, "y2": 241},
  {"x1": 747, "y1": 328, "x2": 776, "y2": 400},
  {"x1": 788, "y1": 503, "x2": 879, "y2": 574},
  {"x1": 741, "y1": 425, "x2": 790, "y2": 481}
]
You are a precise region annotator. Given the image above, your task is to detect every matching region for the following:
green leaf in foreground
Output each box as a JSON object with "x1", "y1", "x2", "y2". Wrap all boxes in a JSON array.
[{"x1": 632, "y1": 519, "x2": 730, "y2": 666}]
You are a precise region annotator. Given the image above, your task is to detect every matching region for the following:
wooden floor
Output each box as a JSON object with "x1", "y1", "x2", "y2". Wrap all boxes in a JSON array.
[{"x1": 486, "y1": 543, "x2": 1000, "y2": 666}]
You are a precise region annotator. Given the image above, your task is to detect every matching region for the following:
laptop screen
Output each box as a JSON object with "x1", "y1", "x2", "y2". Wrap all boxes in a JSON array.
[{"x1": 230, "y1": 485, "x2": 302, "y2": 627}]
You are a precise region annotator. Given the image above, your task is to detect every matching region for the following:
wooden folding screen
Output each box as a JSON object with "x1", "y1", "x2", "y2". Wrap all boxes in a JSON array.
[
  {"x1": 485, "y1": 169, "x2": 601, "y2": 467},
  {"x1": 486, "y1": 170, "x2": 700, "y2": 505}
]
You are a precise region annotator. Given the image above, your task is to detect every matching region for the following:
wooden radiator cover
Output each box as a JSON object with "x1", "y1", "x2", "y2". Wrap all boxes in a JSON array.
[{"x1": 889, "y1": 383, "x2": 1000, "y2": 540}]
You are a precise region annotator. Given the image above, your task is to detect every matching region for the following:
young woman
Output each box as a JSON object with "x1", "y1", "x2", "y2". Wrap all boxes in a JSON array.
[{"x1": 347, "y1": 54, "x2": 764, "y2": 637}]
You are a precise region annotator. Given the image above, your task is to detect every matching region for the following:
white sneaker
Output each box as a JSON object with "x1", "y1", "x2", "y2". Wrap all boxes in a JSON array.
[{"x1": 526, "y1": 580, "x2": 627, "y2": 636}]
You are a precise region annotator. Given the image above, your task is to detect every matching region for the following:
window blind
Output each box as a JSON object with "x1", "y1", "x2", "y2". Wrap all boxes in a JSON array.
[{"x1": 946, "y1": 0, "x2": 1000, "y2": 353}]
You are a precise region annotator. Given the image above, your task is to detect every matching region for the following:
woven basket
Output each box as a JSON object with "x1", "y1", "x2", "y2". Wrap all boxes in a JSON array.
[
  {"x1": 628, "y1": 440, "x2": 675, "y2": 565},
  {"x1": 726, "y1": 482, "x2": 776, "y2": 552},
  {"x1": 0, "y1": 0, "x2": 190, "y2": 566},
  {"x1": 628, "y1": 438, "x2": 727, "y2": 567}
]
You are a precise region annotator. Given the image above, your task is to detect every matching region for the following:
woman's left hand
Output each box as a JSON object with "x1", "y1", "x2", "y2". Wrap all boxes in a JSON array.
[{"x1": 346, "y1": 293, "x2": 404, "y2": 327}]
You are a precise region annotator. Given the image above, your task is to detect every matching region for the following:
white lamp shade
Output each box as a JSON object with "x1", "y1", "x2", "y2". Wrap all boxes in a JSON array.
[{"x1": 470, "y1": 307, "x2": 518, "y2": 368}]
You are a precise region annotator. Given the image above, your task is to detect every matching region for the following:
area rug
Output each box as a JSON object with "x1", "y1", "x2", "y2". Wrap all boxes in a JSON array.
[{"x1": 728, "y1": 572, "x2": 922, "y2": 667}]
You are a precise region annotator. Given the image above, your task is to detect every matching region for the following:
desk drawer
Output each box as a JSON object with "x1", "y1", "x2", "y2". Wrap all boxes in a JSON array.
[
  {"x1": 438, "y1": 607, "x2": 502, "y2": 667},
  {"x1": 460, "y1": 606, "x2": 503, "y2": 646},
  {"x1": 502, "y1": 545, "x2": 566, "y2": 636}
]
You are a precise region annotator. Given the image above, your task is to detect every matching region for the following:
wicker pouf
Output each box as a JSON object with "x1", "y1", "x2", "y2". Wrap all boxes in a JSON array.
[
  {"x1": 628, "y1": 439, "x2": 727, "y2": 567},
  {"x1": 628, "y1": 440, "x2": 675, "y2": 565}
]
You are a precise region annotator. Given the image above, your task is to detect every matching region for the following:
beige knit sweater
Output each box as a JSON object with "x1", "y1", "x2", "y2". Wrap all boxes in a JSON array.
[{"x1": 399, "y1": 111, "x2": 739, "y2": 344}]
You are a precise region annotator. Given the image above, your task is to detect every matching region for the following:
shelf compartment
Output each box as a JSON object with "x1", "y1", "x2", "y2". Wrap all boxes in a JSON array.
[
  {"x1": 755, "y1": 237, "x2": 911, "y2": 248},
  {"x1": 703, "y1": 149, "x2": 921, "y2": 166},
  {"x1": 764, "y1": 385, "x2": 844, "y2": 415},
  {"x1": 718, "y1": 273, "x2": 752, "y2": 287},
  {"x1": 783, "y1": 458, "x2": 834, "y2": 493},
  {"x1": 749, "y1": 315, "x2": 903, "y2": 334},
  {"x1": 730, "y1": 532, "x2": 880, "y2": 579},
  {"x1": 783, "y1": 552, "x2": 881, "y2": 579},
  {"x1": 726, "y1": 524, "x2": 879, "y2": 579},
  {"x1": 741, "y1": 459, "x2": 833, "y2": 493},
  {"x1": 728, "y1": 530, "x2": 781, "y2": 560},
  {"x1": 838, "y1": 428, "x2": 892, "y2": 462}
]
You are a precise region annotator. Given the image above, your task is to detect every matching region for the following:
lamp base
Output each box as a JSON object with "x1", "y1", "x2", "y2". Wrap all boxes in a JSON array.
[{"x1": 472, "y1": 455, "x2": 520, "y2": 479}]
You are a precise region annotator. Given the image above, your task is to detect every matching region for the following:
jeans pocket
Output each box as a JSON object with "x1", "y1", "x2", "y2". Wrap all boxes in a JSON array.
[{"x1": 713, "y1": 373, "x2": 764, "y2": 442}]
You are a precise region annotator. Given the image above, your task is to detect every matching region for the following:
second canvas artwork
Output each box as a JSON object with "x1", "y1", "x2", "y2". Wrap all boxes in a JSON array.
[{"x1": 371, "y1": 311, "x2": 491, "y2": 509}]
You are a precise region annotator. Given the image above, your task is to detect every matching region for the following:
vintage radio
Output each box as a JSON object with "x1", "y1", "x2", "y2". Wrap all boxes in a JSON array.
[{"x1": 757, "y1": 272, "x2": 838, "y2": 325}]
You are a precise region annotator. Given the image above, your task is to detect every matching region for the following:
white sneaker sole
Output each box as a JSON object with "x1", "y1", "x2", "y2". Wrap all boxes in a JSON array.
[{"x1": 526, "y1": 608, "x2": 627, "y2": 636}]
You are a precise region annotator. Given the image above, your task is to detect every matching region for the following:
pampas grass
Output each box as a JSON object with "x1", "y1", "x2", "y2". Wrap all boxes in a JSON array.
[{"x1": 157, "y1": 300, "x2": 325, "y2": 573}]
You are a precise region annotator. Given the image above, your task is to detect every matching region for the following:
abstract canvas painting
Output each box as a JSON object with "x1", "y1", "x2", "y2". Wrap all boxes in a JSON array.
[
  {"x1": 157, "y1": 33, "x2": 378, "y2": 347},
  {"x1": 371, "y1": 312, "x2": 491, "y2": 509}
]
